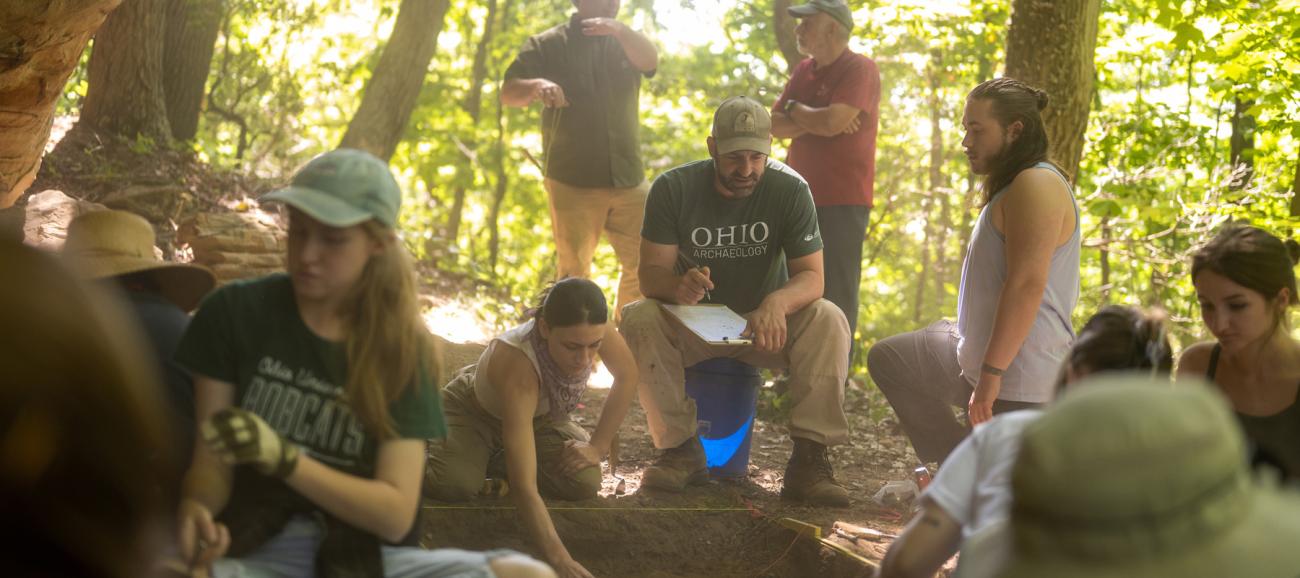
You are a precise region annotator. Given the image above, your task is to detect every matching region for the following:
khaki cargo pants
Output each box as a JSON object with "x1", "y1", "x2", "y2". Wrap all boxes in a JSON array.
[
  {"x1": 619, "y1": 298, "x2": 852, "y2": 450},
  {"x1": 425, "y1": 369, "x2": 602, "y2": 501},
  {"x1": 545, "y1": 178, "x2": 648, "y2": 318}
]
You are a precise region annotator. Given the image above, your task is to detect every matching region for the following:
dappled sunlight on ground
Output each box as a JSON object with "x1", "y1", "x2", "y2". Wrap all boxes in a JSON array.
[
  {"x1": 422, "y1": 297, "x2": 495, "y2": 344},
  {"x1": 45, "y1": 115, "x2": 76, "y2": 153},
  {"x1": 588, "y1": 361, "x2": 614, "y2": 389}
]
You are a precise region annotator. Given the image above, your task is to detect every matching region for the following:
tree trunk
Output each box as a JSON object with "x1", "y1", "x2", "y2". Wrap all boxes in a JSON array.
[
  {"x1": 914, "y1": 175, "x2": 931, "y2": 324},
  {"x1": 928, "y1": 52, "x2": 948, "y2": 313},
  {"x1": 0, "y1": 0, "x2": 124, "y2": 208},
  {"x1": 463, "y1": 0, "x2": 496, "y2": 126},
  {"x1": 446, "y1": 0, "x2": 499, "y2": 247},
  {"x1": 204, "y1": 16, "x2": 253, "y2": 160},
  {"x1": 772, "y1": 0, "x2": 802, "y2": 74},
  {"x1": 1289, "y1": 152, "x2": 1300, "y2": 218},
  {"x1": 79, "y1": 0, "x2": 172, "y2": 142},
  {"x1": 489, "y1": 96, "x2": 508, "y2": 275},
  {"x1": 1099, "y1": 215, "x2": 1111, "y2": 303},
  {"x1": 1229, "y1": 97, "x2": 1255, "y2": 190},
  {"x1": 487, "y1": 0, "x2": 515, "y2": 275},
  {"x1": 913, "y1": 239, "x2": 930, "y2": 324},
  {"x1": 163, "y1": 0, "x2": 224, "y2": 141},
  {"x1": 339, "y1": 0, "x2": 452, "y2": 161},
  {"x1": 1003, "y1": 0, "x2": 1101, "y2": 181}
]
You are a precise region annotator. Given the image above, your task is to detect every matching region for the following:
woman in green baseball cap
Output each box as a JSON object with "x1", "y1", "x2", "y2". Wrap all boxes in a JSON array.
[{"x1": 172, "y1": 148, "x2": 553, "y2": 578}]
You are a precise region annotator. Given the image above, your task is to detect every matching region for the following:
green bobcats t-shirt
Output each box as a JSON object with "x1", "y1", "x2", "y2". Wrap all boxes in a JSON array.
[
  {"x1": 175, "y1": 274, "x2": 446, "y2": 478},
  {"x1": 642, "y1": 158, "x2": 823, "y2": 314}
]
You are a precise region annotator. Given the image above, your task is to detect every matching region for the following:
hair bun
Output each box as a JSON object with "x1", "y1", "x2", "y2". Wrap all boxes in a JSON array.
[
  {"x1": 1286, "y1": 239, "x2": 1300, "y2": 265},
  {"x1": 1034, "y1": 89, "x2": 1049, "y2": 111}
]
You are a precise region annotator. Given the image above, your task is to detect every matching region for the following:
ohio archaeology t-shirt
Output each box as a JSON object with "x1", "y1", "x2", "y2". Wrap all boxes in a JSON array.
[
  {"x1": 175, "y1": 274, "x2": 446, "y2": 478},
  {"x1": 642, "y1": 158, "x2": 822, "y2": 314}
]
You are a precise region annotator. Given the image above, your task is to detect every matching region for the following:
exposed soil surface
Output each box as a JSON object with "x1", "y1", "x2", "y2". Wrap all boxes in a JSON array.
[
  {"x1": 35, "y1": 125, "x2": 267, "y2": 213},
  {"x1": 420, "y1": 378, "x2": 958, "y2": 577}
]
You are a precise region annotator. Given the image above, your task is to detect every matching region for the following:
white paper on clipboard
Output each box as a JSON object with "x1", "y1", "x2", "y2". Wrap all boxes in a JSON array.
[{"x1": 662, "y1": 304, "x2": 751, "y2": 345}]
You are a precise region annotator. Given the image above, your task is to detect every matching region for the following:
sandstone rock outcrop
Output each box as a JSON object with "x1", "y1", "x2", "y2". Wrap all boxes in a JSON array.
[
  {"x1": 177, "y1": 211, "x2": 286, "y2": 282},
  {"x1": 23, "y1": 190, "x2": 106, "y2": 250}
]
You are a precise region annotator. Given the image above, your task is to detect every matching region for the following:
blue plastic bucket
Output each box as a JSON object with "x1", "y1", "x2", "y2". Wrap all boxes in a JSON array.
[{"x1": 684, "y1": 358, "x2": 762, "y2": 478}]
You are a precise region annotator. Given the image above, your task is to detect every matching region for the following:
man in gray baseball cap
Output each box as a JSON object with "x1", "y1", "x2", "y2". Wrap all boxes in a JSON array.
[
  {"x1": 621, "y1": 97, "x2": 854, "y2": 506},
  {"x1": 773, "y1": 0, "x2": 880, "y2": 356},
  {"x1": 787, "y1": 0, "x2": 854, "y2": 32}
]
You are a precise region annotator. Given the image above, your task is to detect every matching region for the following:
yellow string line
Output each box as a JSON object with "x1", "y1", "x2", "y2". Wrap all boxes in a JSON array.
[{"x1": 423, "y1": 505, "x2": 752, "y2": 512}]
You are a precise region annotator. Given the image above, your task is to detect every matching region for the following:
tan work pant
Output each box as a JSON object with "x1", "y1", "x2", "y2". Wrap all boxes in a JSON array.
[
  {"x1": 544, "y1": 178, "x2": 647, "y2": 317},
  {"x1": 619, "y1": 298, "x2": 851, "y2": 449},
  {"x1": 425, "y1": 370, "x2": 602, "y2": 502}
]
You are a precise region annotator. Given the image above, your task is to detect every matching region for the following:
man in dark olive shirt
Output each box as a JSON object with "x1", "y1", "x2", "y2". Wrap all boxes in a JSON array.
[{"x1": 502, "y1": 0, "x2": 658, "y2": 317}]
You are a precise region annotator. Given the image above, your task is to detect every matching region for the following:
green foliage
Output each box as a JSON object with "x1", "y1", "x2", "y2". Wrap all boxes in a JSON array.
[
  {"x1": 195, "y1": 0, "x2": 324, "y2": 170},
  {"x1": 1077, "y1": 0, "x2": 1300, "y2": 353},
  {"x1": 54, "y1": 0, "x2": 1300, "y2": 395},
  {"x1": 756, "y1": 385, "x2": 793, "y2": 424},
  {"x1": 128, "y1": 133, "x2": 158, "y2": 155}
]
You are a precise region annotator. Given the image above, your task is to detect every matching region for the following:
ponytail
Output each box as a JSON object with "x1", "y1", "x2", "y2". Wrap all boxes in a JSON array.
[
  {"x1": 525, "y1": 277, "x2": 609, "y2": 328},
  {"x1": 1057, "y1": 306, "x2": 1173, "y2": 394}
]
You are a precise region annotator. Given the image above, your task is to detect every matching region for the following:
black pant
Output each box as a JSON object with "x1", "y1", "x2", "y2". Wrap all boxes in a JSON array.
[{"x1": 816, "y1": 205, "x2": 870, "y2": 348}]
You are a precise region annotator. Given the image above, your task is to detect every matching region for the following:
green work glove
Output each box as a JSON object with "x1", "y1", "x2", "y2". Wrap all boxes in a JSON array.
[{"x1": 201, "y1": 408, "x2": 300, "y2": 478}]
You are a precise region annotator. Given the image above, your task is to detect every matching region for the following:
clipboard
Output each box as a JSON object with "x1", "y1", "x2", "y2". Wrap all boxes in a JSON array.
[{"x1": 662, "y1": 303, "x2": 751, "y2": 345}]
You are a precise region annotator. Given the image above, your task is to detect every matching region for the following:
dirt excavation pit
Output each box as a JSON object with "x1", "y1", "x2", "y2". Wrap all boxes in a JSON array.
[
  {"x1": 419, "y1": 500, "x2": 876, "y2": 578},
  {"x1": 414, "y1": 371, "x2": 919, "y2": 577}
]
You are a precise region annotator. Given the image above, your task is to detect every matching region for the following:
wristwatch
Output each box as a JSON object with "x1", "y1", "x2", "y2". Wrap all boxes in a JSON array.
[{"x1": 783, "y1": 99, "x2": 799, "y2": 114}]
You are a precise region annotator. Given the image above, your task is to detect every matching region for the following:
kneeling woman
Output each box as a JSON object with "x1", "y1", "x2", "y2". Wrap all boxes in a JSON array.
[
  {"x1": 174, "y1": 149, "x2": 551, "y2": 578},
  {"x1": 427, "y1": 278, "x2": 637, "y2": 578}
]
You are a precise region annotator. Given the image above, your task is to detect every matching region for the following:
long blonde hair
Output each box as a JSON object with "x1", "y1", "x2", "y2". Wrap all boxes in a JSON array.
[{"x1": 342, "y1": 221, "x2": 435, "y2": 440}]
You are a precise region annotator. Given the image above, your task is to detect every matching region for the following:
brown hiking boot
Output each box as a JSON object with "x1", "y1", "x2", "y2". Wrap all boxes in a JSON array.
[
  {"x1": 641, "y1": 436, "x2": 709, "y2": 491},
  {"x1": 781, "y1": 438, "x2": 851, "y2": 507}
]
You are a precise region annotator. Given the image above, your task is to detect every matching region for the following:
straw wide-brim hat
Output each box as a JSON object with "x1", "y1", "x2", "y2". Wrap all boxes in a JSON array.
[{"x1": 63, "y1": 210, "x2": 216, "y2": 312}]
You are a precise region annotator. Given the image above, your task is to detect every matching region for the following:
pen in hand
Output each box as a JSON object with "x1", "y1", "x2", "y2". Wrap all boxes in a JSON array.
[{"x1": 676, "y1": 251, "x2": 712, "y2": 302}]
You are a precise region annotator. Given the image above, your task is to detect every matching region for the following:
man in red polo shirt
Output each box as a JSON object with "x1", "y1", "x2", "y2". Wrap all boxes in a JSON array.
[{"x1": 772, "y1": 0, "x2": 880, "y2": 350}]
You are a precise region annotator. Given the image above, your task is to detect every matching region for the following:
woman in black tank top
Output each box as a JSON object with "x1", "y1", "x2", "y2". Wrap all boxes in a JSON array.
[{"x1": 1177, "y1": 225, "x2": 1300, "y2": 481}]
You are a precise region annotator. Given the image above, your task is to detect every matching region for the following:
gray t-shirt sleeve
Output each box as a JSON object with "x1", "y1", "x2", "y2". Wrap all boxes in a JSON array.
[
  {"x1": 781, "y1": 180, "x2": 823, "y2": 260},
  {"x1": 641, "y1": 174, "x2": 680, "y2": 246}
]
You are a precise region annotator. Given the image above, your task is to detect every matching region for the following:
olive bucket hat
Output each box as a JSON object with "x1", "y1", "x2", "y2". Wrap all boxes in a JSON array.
[
  {"x1": 261, "y1": 148, "x2": 402, "y2": 228},
  {"x1": 1004, "y1": 378, "x2": 1300, "y2": 578}
]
